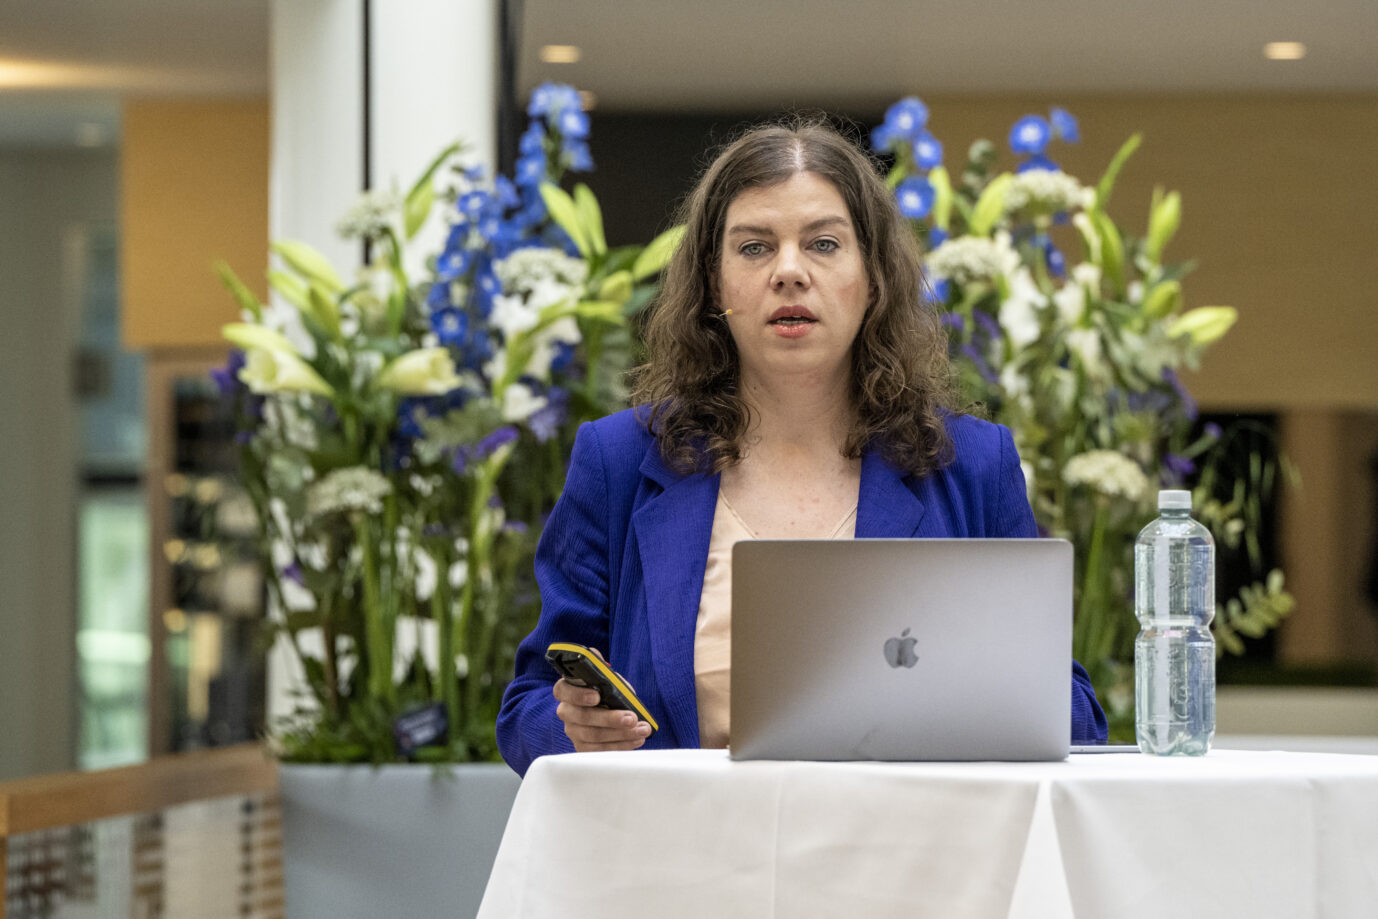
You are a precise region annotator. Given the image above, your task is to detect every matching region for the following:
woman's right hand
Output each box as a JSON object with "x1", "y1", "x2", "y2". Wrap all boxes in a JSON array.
[{"x1": 552, "y1": 676, "x2": 652, "y2": 752}]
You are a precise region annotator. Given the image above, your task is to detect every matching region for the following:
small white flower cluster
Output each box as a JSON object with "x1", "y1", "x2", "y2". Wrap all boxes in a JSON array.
[
  {"x1": 487, "y1": 248, "x2": 587, "y2": 387},
  {"x1": 926, "y1": 233, "x2": 1021, "y2": 285},
  {"x1": 1062, "y1": 450, "x2": 1151, "y2": 502},
  {"x1": 495, "y1": 246, "x2": 588, "y2": 291},
  {"x1": 1003, "y1": 169, "x2": 1084, "y2": 215},
  {"x1": 335, "y1": 189, "x2": 401, "y2": 240},
  {"x1": 305, "y1": 466, "x2": 394, "y2": 518}
]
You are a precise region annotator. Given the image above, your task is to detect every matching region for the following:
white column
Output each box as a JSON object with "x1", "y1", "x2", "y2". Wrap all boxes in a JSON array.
[
  {"x1": 266, "y1": 0, "x2": 498, "y2": 723},
  {"x1": 371, "y1": 0, "x2": 498, "y2": 276},
  {"x1": 269, "y1": 0, "x2": 365, "y2": 275}
]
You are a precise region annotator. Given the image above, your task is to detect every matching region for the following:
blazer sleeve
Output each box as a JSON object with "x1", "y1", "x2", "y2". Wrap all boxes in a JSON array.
[
  {"x1": 992, "y1": 423, "x2": 1109, "y2": 745},
  {"x1": 496, "y1": 422, "x2": 613, "y2": 776}
]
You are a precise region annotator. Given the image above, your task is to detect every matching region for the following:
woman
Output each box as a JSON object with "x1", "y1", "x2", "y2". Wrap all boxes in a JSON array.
[{"x1": 497, "y1": 120, "x2": 1107, "y2": 776}]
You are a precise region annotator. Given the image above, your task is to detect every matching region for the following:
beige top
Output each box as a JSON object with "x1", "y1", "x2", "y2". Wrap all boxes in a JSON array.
[{"x1": 694, "y1": 489, "x2": 858, "y2": 749}]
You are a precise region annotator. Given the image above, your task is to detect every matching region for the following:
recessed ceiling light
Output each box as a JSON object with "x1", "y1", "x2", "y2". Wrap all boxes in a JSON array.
[
  {"x1": 1264, "y1": 42, "x2": 1306, "y2": 61},
  {"x1": 578, "y1": 90, "x2": 597, "y2": 111},
  {"x1": 540, "y1": 45, "x2": 581, "y2": 64}
]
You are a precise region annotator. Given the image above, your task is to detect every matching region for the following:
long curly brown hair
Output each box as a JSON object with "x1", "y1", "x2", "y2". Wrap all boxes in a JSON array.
[{"x1": 631, "y1": 118, "x2": 959, "y2": 477}]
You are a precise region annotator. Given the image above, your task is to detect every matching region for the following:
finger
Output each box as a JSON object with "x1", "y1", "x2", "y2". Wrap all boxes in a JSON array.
[
  {"x1": 552, "y1": 678, "x2": 600, "y2": 707},
  {"x1": 556, "y1": 702, "x2": 639, "y2": 730},
  {"x1": 571, "y1": 735, "x2": 649, "y2": 753},
  {"x1": 563, "y1": 719, "x2": 653, "y2": 746},
  {"x1": 565, "y1": 722, "x2": 648, "y2": 745}
]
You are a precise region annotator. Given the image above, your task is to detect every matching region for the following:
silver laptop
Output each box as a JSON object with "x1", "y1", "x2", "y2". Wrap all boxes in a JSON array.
[{"x1": 730, "y1": 539, "x2": 1072, "y2": 761}]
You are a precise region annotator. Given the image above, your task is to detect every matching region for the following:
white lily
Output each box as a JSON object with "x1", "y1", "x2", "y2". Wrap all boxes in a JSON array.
[
  {"x1": 239, "y1": 347, "x2": 334, "y2": 396},
  {"x1": 375, "y1": 347, "x2": 463, "y2": 395}
]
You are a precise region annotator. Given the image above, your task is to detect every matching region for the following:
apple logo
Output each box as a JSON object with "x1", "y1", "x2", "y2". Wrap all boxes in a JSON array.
[{"x1": 883, "y1": 628, "x2": 918, "y2": 669}]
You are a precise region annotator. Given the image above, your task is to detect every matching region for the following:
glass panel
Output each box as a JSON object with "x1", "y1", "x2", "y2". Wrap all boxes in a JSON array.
[{"x1": 76, "y1": 489, "x2": 150, "y2": 771}]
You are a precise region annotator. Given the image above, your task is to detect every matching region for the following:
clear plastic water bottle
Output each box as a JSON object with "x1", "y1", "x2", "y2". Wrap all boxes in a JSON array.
[{"x1": 1134, "y1": 489, "x2": 1215, "y2": 755}]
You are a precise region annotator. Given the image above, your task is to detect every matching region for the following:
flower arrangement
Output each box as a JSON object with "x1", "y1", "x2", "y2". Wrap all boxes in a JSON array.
[
  {"x1": 214, "y1": 84, "x2": 680, "y2": 762},
  {"x1": 872, "y1": 97, "x2": 1294, "y2": 729}
]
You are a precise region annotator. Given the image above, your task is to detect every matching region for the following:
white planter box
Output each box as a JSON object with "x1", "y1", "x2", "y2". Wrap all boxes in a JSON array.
[{"x1": 280, "y1": 762, "x2": 520, "y2": 919}]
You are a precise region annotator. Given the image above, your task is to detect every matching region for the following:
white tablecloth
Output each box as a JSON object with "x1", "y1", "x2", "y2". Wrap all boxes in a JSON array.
[{"x1": 477, "y1": 749, "x2": 1378, "y2": 919}]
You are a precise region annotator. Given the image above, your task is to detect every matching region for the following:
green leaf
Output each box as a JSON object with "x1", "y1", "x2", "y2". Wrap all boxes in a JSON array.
[
  {"x1": 1168, "y1": 306, "x2": 1237, "y2": 346},
  {"x1": 268, "y1": 268, "x2": 310, "y2": 311},
  {"x1": 403, "y1": 141, "x2": 462, "y2": 240},
  {"x1": 214, "y1": 261, "x2": 263, "y2": 321},
  {"x1": 929, "y1": 166, "x2": 953, "y2": 231},
  {"x1": 1145, "y1": 189, "x2": 1182, "y2": 264},
  {"x1": 1091, "y1": 210, "x2": 1126, "y2": 295},
  {"x1": 573, "y1": 184, "x2": 607, "y2": 256},
  {"x1": 272, "y1": 240, "x2": 344, "y2": 293},
  {"x1": 632, "y1": 225, "x2": 685, "y2": 281},
  {"x1": 1095, "y1": 133, "x2": 1142, "y2": 211},
  {"x1": 570, "y1": 300, "x2": 625, "y2": 324},
  {"x1": 968, "y1": 173, "x2": 1012, "y2": 237},
  {"x1": 404, "y1": 177, "x2": 435, "y2": 240},
  {"x1": 308, "y1": 282, "x2": 342, "y2": 339},
  {"x1": 596, "y1": 270, "x2": 633, "y2": 305},
  {"x1": 538, "y1": 182, "x2": 590, "y2": 257}
]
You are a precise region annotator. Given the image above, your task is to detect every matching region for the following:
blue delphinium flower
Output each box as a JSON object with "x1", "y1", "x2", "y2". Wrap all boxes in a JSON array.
[
  {"x1": 972, "y1": 309, "x2": 1002, "y2": 343},
  {"x1": 1050, "y1": 107, "x2": 1080, "y2": 144},
  {"x1": 1163, "y1": 453, "x2": 1196, "y2": 483},
  {"x1": 397, "y1": 398, "x2": 430, "y2": 439},
  {"x1": 1162, "y1": 368, "x2": 1198, "y2": 421},
  {"x1": 549, "y1": 341, "x2": 577, "y2": 375},
  {"x1": 894, "y1": 176, "x2": 935, "y2": 219},
  {"x1": 960, "y1": 343, "x2": 999, "y2": 384},
  {"x1": 1045, "y1": 244, "x2": 1066, "y2": 279},
  {"x1": 564, "y1": 140, "x2": 594, "y2": 173},
  {"x1": 928, "y1": 226, "x2": 948, "y2": 248},
  {"x1": 527, "y1": 388, "x2": 569, "y2": 444},
  {"x1": 1009, "y1": 115, "x2": 1052, "y2": 156},
  {"x1": 527, "y1": 83, "x2": 582, "y2": 118},
  {"x1": 872, "y1": 96, "x2": 930, "y2": 152},
  {"x1": 478, "y1": 426, "x2": 520, "y2": 458},
  {"x1": 912, "y1": 131, "x2": 943, "y2": 170},
  {"x1": 557, "y1": 106, "x2": 590, "y2": 140},
  {"x1": 435, "y1": 248, "x2": 471, "y2": 281},
  {"x1": 211, "y1": 350, "x2": 246, "y2": 397},
  {"x1": 925, "y1": 277, "x2": 951, "y2": 303},
  {"x1": 430, "y1": 306, "x2": 467, "y2": 347},
  {"x1": 514, "y1": 153, "x2": 546, "y2": 189}
]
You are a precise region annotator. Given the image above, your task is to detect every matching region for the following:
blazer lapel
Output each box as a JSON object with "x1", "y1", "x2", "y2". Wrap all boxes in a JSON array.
[
  {"x1": 856, "y1": 447, "x2": 926, "y2": 538},
  {"x1": 630, "y1": 445, "x2": 718, "y2": 747}
]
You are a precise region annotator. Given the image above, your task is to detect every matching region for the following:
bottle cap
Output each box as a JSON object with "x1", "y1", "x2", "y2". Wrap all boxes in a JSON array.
[{"x1": 1158, "y1": 489, "x2": 1191, "y2": 510}]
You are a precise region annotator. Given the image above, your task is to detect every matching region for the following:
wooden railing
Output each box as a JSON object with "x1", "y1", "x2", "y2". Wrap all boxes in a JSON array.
[{"x1": 0, "y1": 744, "x2": 281, "y2": 919}]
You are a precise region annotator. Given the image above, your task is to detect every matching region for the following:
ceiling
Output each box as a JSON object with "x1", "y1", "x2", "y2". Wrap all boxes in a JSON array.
[{"x1": 1, "y1": 0, "x2": 1375, "y2": 146}]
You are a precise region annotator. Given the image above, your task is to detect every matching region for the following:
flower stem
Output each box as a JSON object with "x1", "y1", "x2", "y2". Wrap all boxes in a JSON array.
[
  {"x1": 353, "y1": 514, "x2": 394, "y2": 707},
  {"x1": 1074, "y1": 504, "x2": 1110, "y2": 667}
]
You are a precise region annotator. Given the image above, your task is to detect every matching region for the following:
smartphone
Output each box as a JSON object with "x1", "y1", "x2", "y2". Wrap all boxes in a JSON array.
[{"x1": 545, "y1": 642, "x2": 659, "y2": 735}]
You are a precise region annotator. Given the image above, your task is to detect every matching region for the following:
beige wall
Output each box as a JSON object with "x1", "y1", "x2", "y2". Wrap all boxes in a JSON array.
[
  {"x1": 120, "y1": 98, "x2": 269, "y2": 350},
  {"x1": 924, "y1": 95, "x2": 1378, "y2": 411}
]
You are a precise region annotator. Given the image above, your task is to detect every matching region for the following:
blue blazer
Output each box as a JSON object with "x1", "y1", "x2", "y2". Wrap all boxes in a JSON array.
[{"x1": 497, "y1": 408, "x2": 1108, "y2": 776}]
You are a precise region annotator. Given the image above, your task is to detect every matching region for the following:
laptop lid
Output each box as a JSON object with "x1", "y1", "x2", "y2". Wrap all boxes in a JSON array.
[{"x1": 729, "y1": 538, "x2": 1072, "y2": 762}]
